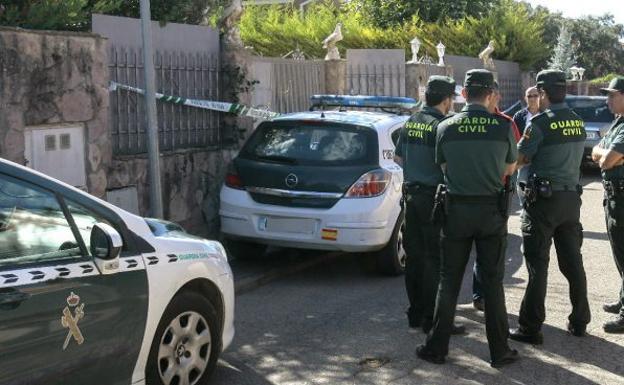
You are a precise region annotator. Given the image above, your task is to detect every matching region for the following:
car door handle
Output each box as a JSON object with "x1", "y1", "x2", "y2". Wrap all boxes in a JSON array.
[{"x1": 0, "y1": 290, "x2": 31, "y2": 306}]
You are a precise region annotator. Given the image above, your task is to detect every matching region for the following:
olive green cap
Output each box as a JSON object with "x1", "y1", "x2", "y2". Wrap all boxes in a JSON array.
[
  {"x1": 536, "y1": 69, "x2": 567, "y2": 88},
  {"x1": 464, "y1": 69, "x2": 495, "y2": 89},
  {"x1": 600, "y1": 76, "x2": 624, "y2": 95},
  {"x1": 427, "y1": 75, "x2": 457, "y2": 96}
]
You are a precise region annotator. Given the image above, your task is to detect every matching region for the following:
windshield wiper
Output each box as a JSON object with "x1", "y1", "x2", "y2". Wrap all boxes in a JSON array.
[{"x1": 256, "y1": 155, "x2": 298, "y2": 164}]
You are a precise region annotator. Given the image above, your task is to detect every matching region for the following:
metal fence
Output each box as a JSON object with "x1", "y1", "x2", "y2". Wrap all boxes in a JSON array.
[
  {"x1": 109, "y1": 46, "x2": 221, "y2": 155},
  {"x1": 497, "y1": 77, "x2": 523, "y2": 110},
  {"x1": 264, "y1": 58, "x2": 325, "y2": 113},
  {"x1": 347, "y1": 64, "x2": 405, "y2": 97}
]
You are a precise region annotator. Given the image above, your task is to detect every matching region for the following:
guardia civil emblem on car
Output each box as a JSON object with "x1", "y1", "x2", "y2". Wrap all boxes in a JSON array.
[
  {"x1": 61, "y1": 292, "x2": 85, "y2": 350},
  {"x1": 0, "y1": 157, "x2": 234, "y2": 384}
]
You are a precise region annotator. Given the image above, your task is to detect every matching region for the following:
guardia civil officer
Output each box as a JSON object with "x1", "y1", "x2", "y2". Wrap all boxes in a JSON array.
[
  {"x1": 591, "y1": 76, "x2": 624, "y2": 333},
  {"x1": 416, "y1": 69, "x2": 519, "y2": 368},
  {"x1": 395, "y1": 76, "x2": 465, "y2": 335},
  {"x1": 510, "y1": 70, "x2": 590, "y2": 344}
]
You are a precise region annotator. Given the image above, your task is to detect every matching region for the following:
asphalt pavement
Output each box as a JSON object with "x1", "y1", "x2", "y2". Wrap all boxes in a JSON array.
[{"x1": 219, "y1": 169, "x2": 624, "y2": 385}]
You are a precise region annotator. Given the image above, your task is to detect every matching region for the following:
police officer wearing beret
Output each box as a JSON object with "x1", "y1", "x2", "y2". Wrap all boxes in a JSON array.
[
  {"x1": 416, "y1": 69, "x2": 518, "y2": 368},
  {"x1": 591, "y1": 76, "x2": 624, "y2": 333},
  {"x1": 510, "y1": 70, "x2": 591, "y2": 344},
  {"x1": 395, "y1": 76, "x2": 465, "y2": 335}
]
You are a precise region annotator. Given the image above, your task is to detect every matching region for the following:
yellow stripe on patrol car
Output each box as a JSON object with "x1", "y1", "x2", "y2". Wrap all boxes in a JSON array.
[{"x1": 321, "y1": 228, "x2": 338, "y2": 241}]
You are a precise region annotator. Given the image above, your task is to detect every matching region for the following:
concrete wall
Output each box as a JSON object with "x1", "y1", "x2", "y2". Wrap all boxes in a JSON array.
[
  {"x1": 0, "y1": 27, "x2": 110, "y2": 198},
  {"x1": 445, "y1": 55, "x2": 521, "y2": 79},
  {"x1": 92, "y1": 14, "x2": 220, "y2": 56}
]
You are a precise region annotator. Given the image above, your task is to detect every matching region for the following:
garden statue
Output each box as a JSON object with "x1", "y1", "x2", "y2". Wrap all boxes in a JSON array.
[
  {"x1": 323, "y1": 23, "x2": 343, "y2": 61},
  {"x1": 479, "y1": 40, "x2": 496, "y2": 70}
]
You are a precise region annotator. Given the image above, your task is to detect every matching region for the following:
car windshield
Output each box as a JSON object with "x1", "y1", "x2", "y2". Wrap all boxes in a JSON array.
[
  {"x1": 241, "y1": 122, "x2": 378, "y2": 166},
  {"x1": 566, "y1": 97, "x2": 614, "y2": 123}
]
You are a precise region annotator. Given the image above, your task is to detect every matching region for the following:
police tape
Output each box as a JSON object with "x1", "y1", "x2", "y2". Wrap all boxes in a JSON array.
[{"x1": 108, "y1": 81, "x2": 281, "y2": 120}]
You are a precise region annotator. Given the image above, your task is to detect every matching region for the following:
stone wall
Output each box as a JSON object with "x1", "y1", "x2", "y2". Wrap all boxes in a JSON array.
[
  {"x1": 108, "y1": 149, "x2": 237, "y2": 237},
  {"x1": 0, "y1": 27, "x2": 110, "y2": 198},
  {"x1": 0, "y1": 27, "x2": 241, "y2": 238}
]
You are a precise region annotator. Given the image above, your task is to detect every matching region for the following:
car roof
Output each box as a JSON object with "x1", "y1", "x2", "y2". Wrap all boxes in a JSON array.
[{"x1": 271, "y1": 110, "x2": 408, "y2": 129}]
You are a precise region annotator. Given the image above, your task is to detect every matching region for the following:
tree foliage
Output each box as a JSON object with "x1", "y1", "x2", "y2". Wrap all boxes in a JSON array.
[
  {"x1": 0, "y1": 0, "x2": 122, "y2": 31},
  {"x1": 547, "y1": 25, "x2": 576, "y2": 75},
  {"x1": 350, "y1": 0, "x2": 501, "y2": 28},
  {"x1": 566, "y1": 15, "x2": 624, "y2": 79},
  {"x1": 240, "y1": 0, "x2": 547, "y2": 70},
  {"x1": 422, "y1": 0, "x2": 549, "y2": 70},
  {"x1": 0, "y1": 0, "x2": 225, "y2": 31}
]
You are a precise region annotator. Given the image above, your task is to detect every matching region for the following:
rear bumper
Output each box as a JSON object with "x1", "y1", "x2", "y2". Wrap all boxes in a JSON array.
[{"x1": 219, "y1": 186, "x2": 402, "y2": 252}]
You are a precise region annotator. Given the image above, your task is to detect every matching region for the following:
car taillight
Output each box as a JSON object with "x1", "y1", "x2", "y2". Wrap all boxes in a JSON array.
[
  {"x1": 225, "y1": 164, "x2": 244, "y2": 190},
  {"x1": 345, "y1": 169, "x2": 392, "y2": 198}
]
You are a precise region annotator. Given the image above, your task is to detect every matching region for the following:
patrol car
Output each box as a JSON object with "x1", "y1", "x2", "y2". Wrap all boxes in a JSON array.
[
  {"x1": 220, "y1": 95, "x2": 417, "y2": 275},
  {"x1": 0, "y1": 158, "x2": 234, "y2": 385}
]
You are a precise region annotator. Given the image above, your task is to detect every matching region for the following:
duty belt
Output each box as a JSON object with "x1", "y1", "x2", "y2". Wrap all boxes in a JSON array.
[
  {"x1": 448, "y1": 194, "x2": 499, "y2": 204},
  {"x1": 550, "y1": 183, "x2": 583, "y2": 193},
  {"x1": 403, "y1": 182, "x2": 437, "y2": 195}
]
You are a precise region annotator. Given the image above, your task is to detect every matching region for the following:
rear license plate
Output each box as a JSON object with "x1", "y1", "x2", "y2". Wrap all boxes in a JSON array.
[{"x1": 258, "y1": 216, "x2": 316, "y2": 234}]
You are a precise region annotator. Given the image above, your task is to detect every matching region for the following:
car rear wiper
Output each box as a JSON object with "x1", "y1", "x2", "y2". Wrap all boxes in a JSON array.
[{"x1": 256, "y1": 155, "x2": 298, "y2": 164}]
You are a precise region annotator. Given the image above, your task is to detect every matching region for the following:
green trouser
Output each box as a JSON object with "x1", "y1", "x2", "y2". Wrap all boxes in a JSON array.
[
  {"x1": 518, "y1": 191, "x2": 590, "y2": 332},
  {"x1": 425, "y1": 197, "x2": 511, "y2": 361},
  {"x1": 604, "y1": 194, "x2": 624, "y2": 316},
  {"x1": 403, "y1": 189, "x2": 441, "y2": 325}
]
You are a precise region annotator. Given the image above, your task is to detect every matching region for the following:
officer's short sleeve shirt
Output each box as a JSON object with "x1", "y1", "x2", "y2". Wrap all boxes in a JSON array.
[
  {"x1": 506, "y1": 126, "x2": 519, "y2": 163},
  {"x1": 604, "y1": 117, "x2": 624, "y2": 153},
  {"x1": 518, "y1": 122, "x2": 544, "y2": 159}
]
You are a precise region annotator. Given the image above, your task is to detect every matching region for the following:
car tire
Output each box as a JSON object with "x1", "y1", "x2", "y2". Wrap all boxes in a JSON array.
[
  {"x1": 375, "y1": 212, "x2": 406, "y2": 276},
  {"x1": 146, "y1": 291, "x2": 221, "y2": 385},
  {"x1": 223, "y1": 238, "x2": 267, "y2": 260}
]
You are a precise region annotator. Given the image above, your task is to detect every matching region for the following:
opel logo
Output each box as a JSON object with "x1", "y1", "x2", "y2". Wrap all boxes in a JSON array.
[{"x1": 285, "y1": 173, "x2": 298, "y2": 188}]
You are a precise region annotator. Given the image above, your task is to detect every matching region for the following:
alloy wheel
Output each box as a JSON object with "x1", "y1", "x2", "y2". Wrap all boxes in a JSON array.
[{"x1": 157, "y1": 311, "x2": 212, "y2": 385}]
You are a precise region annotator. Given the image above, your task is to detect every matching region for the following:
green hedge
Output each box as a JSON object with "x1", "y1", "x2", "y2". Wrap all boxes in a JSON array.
[{"x1": 240, "y1": 0, "x2": 548, "y2": 70}]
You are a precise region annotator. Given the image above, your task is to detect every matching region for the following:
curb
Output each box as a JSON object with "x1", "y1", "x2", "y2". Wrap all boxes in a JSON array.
[{"x1": 234, "y1": 252, "x2": 343, "y2": 295}]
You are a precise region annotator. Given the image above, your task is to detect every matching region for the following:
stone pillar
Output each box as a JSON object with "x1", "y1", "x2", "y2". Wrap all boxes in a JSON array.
[
  {"x1": 405, "y1": 63, "x2": 455, "y2": 101},
  {"x1": 324, "y1": 59, "x2": 347, "y2": 95}
]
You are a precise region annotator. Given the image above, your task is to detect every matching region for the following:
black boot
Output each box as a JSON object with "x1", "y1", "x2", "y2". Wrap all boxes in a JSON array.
[
  {"x1": 603, "y1": 301, "x2": 622, "y2": 314},
  {"x1": 490, "y1": 349, "x2": 519, "y2": 368},
  {"x1": 567, "y1": 322, "x2": 586, "y2": 337},
  {"x1": 509, "y1": 327, "x2": 543, "y2": 345},
  {"x1": 416, "y1": 345, "x2": 445, "y2": 364},
  {"x1": 603, "y1": 316, "x2": 624, "y2": 333}
]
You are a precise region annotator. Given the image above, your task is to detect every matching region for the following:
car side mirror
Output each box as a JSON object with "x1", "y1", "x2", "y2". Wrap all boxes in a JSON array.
[{"x1": 90, "y1": 223, "x2": 123, "y2": 275}]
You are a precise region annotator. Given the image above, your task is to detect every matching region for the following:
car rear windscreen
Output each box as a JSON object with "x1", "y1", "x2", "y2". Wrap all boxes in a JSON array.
[
  {"x1": 241, "y1": 122, "x2": 378, "y2": 166},
  {"x1": 567, "y1": 98, "x2": 614, "y2": 123}
]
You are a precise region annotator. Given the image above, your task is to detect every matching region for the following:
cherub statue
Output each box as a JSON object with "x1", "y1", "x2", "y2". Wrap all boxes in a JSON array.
[
  {"x1": 478, "y1": 40, "x2": 496, "y2": 70},
  {"x1": 322, "y1": 23, "x2": 343, "y2": 61}
]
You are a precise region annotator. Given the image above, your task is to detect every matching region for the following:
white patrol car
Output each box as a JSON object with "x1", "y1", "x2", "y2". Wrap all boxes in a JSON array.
[
  {"x1": 0, "y1": 158, "x2": 234, "y2": 385},
  {"x1": 220, "y1": 95, "x2": 417, "y2": 275}
]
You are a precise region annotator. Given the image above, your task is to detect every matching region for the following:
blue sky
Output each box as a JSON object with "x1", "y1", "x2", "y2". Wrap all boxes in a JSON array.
[{"x1": 525, "y1": 0, "x2": 624, "y2": 24}]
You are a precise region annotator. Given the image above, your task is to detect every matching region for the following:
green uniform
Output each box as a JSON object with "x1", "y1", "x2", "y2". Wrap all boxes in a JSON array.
[
  {"x1": 423, "y1": 97, "x2": 517, "y2": 362},
  {"x1": 516, "y1": 102, "x2": 590, "y2": 333},
  {"x1": 395, "y1": 106, "x2": 445, "y2": 327},
  {"x1": 599, "y1": 115, "x2": 624, "y2": 315}
]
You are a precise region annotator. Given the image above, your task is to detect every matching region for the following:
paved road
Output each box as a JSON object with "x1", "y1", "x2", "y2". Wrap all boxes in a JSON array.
[{"x1": 216, "y1": 171, "x2": 624, "y2": 385}]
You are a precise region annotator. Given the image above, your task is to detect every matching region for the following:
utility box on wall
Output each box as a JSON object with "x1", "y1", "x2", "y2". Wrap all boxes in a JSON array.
[{"x1": 24, "y1": 125, "x2": 87, "y2": 188}]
